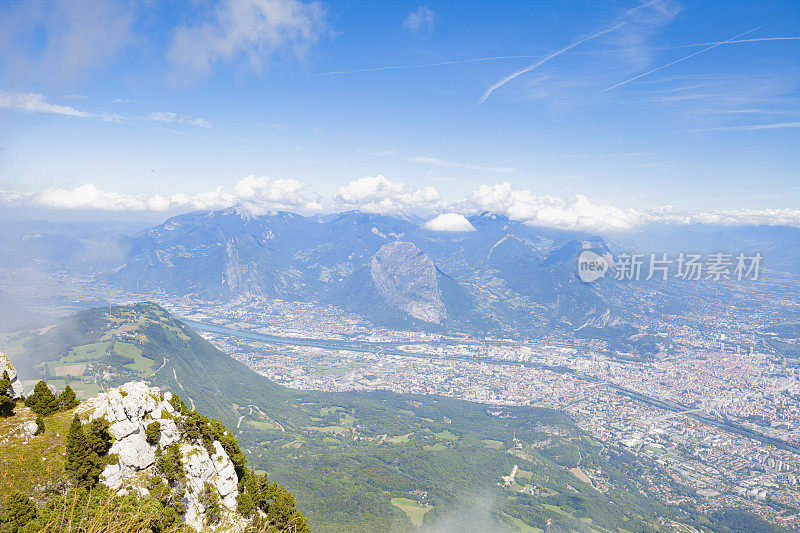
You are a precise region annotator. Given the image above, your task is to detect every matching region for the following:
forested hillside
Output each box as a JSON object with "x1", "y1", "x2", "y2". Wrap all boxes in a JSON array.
[{"x1": 1, "y1": 303, "x2": 786, "y2": 532}]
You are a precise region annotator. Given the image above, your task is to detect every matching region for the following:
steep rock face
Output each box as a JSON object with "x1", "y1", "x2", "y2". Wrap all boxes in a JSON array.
[
  {"x1": 370, "y1": 241, "x2": 447, "y2": 324},
  {"x1": 0, "y1": 351, "x2": 25, "y2": 399},
  {"x1": 77, "y1": 382, "x2": 243, "y2": 532},
  {"x1": 108, "y1": 209, "x2": 307, "y2": 301},
  {"x1": 223, "y1": 237, "x2": 266, "y2": 300},
  {"x1": 181, "y1": 440, "x2": 240, "y2": 527}
]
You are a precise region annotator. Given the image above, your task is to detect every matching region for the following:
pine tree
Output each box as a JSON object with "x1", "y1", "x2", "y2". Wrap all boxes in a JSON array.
[
  {"x1": 86, "y1": 418, "x2": 112, "y2": 457},
  {"x1": 237, "y1": 469, "x2": 310, "y2": 532},
  {"x1": 145, "y1": 420, "x2": 161, "y2": 444},
  {"x1": 24, "y1": 380, "x2": 59, "y2": 416},
  {"x1": 0, "y1": 491, "x2": 38, "y2": 529},
  {"x1": 1, "y1": 369, "x2": 10, "y2": 394},
  {"x1": 200, "y1": 482, "x2": 221, "y2": 525},
  {"x1": 266, "y1": 485, "x2": 309, "y2": 532},
  {"x1": 59, "y1": 384, "x2": 78, "y2": 411},
  {"x1": 81, "y1": 417, "x2": 113, "y2": 486},
  {"x1": 65, "y1": 415, "x2": 93, "y2": 487},
  {"x1": 0, "y1": 370, "x2": 14, "y2": 417}
]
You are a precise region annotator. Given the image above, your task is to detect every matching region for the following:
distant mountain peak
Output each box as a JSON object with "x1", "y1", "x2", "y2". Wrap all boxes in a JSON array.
[{"x1": 370, "y1": 241, "x2": 447, "y2": 324}]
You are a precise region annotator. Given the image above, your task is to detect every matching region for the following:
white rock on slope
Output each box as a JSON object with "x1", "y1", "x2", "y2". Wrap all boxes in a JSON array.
[
  {"x1": 0, "y1": 351, "x2": 25, "y2": 399},
  {"x1": 23, "y1": 421, "x2": 38, "y2": 437},
  {"x1": 77, "y1": 381, "x2": 245, "y2": 532},
  {"x1": 181, "y1": 440, "x2": 241, "y2": 528}
]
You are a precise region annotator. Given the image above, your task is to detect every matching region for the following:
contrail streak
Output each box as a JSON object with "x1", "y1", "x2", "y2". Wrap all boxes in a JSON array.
[
  {"x1": 316, "y1": 55, "x2": 541, "y2": 76},
  {"x1": 679, "y1": 36, "x2": 800, "y2": 47},
  {"x1": 604, "y1": 27, "x2": 761, "y2": 91},
  {"x1": 692, "y1": 122, "x2": 800, "y2": 132},
  {"x1": 316, "y1": 36, "x2": 798, "y2": 78},
  {"x1": 477, "y1": 24, "x2": 623, "y2": 104},
  {"x1": 476, "y1": 0, "x2": 662, "y2": 105}
]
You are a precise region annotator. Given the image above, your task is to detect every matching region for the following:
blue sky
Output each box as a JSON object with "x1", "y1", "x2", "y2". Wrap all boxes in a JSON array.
[{"x1": 0, "y1": 0, "x2": 798, "y2": 230}]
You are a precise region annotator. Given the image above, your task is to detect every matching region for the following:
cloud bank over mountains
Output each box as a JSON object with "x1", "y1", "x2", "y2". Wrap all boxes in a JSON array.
[
  {"x1": 334, "y1": 176, "x2": 442, "y2": 214},
  {"x1": 1, "y1": 176, "x2": 799, "y2": 232}
]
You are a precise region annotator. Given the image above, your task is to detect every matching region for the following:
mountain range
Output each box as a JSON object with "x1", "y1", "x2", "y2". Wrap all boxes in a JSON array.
[{"x1": 2, "y1": 208, "x2": 799, "y2": 352}]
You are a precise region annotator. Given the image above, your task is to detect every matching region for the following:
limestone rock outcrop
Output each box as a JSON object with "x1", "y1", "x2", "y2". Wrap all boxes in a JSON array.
[
  {"x1": 77, "y1": 381, "x2": 244, "y2": 532},
  {"x1": 0, "y1": 351, "x2": 25, "y2": 399}
]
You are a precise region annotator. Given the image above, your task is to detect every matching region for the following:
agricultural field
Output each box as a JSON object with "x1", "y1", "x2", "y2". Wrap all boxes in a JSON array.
[{"x1": 391, "y1": 498, "x2": 431, "y2": 526}]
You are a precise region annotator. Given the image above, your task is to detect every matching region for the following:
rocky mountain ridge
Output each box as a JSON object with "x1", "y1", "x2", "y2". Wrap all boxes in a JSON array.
[
  {"x1": 100, "y1": 209, "x2": 618, "y2": 334},
  {"x1": 77, "y1": 381, "x2": 242, "y2": 531},
  {"x1": 8, "y1": 208, "x2": 795, "y2": 349}
]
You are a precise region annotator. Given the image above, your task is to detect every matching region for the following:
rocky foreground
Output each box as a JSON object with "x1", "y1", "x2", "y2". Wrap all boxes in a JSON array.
[{"x1": 77, "y1": 381, "x2": 243, "y2": 531}]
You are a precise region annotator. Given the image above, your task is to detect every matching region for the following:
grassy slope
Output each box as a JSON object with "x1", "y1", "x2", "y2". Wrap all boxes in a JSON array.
[
  {"x1": 1, "y1": 303, "x2": 783, "y2": 533},
  {"x1": 0, "y1": 405, "x2": 73, "y2": 501}
]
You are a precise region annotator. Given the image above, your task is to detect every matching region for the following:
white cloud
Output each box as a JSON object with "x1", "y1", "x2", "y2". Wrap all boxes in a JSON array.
[
  {"x1": 233, "y1": 175, "x2": 320, "y2": 213},
  {"x1": 0, "y1": 90, "x2": 92, "y2": 117},
  {"x1": 0, "y1": 0, "x2": 133, "y2": 82},
  {"x1": 423, "y1": 213, "x2": 476, "y2": 232},
  {"x1": 642, "y1": 206, "x2": 800, "y2": 227},
  {"x1": 148, "y1": 112, "x2": 213, "y2": 128},
  {"x1": 2, "y1": 178, "x2": 800, "y2": 231},
  {"x1": 167, "y1": 0, "x2": 326, "y2": 80},
  {"x1": 334, "y1": 175, "x2": 442, "y2": 214},
  {"x1": 0, "y1": 176, "x2": 319, "y2": 214},
  {"x1": 0, "y1": 91, "x2": 210, "y2": 129},
  {"x1": 34, "y1": 184, "x2": 172, "y2": 211},
  {"x1": 460, "y1": 182, "x2": 642, "y2": 232},
  {"x1": 460, "y1": 182, "x2": 800, "y2": 231},
  {"x1": 168, "y1": 187, "x2": 236, "y2": 212},
  {"x1": 403, "y1": 7, "x2": 436, "y2": 35}
]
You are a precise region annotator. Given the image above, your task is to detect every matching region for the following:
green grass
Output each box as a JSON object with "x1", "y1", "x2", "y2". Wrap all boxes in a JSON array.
[
  {"x1": 0, "y1": 337, "x2": 27, "y2": 357},
  {"x1": 45, "y1": 341, "x2": 113, "y2": 376},
  {"x1": 4, "y1": 302, "x2": 747, "y2": 533},
  {"x1": 62, "y1": 342, "x2": 110, "y2": 363},
  {"x1": 114, "y1": 341, "x2": 155, "y2": 375},
  {"x1": 0, "y1": 405, "x2": 73, "y2": 500},
  {"x1": 434, "y1": 429, "x2": 458, "y2": 441},
  {"x1": 307, "y1": 425, "x2": 348, "y2": 434},
  {"x1": 502, "y1": 513, "x2": 544, "y2": 533},
  {"x1": 515, "y1": 468, "x2": 533, "y2": 481},
  {"x1": 644, "y1": 445, "x2": 666, "y2": 455},
  {"x1": 41, "y1": 378, "x2": 66, "y2": 390},
  {"x1": 113, "y1": 341, "x2": 142, "y2": 359},
  {"x1": 70, "y1": 381, "x2": 101, "y2": 399},
  {"x1": 391, "y1": 498, "x2": 431, "y2": 527},
  {"x1": 542, "y1": 503, "x2": 569, "y2": 516},
  {"x1": 386, "y1": 433, "x2": 413, "y2": 444},
  {"x1": 247, "y1": 420, "x2": 282, "y2": 431}
]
